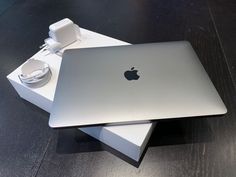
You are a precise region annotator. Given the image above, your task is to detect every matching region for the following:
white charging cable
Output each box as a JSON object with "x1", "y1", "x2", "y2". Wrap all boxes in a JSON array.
[{"x1": 18, "y1": 58, "x2": 52, "y2": 88}]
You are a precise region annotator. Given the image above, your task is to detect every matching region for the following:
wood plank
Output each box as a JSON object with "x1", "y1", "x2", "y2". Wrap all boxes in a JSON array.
[{"x1": 208, "y1": 0, "x2": 236, "y2": 87}]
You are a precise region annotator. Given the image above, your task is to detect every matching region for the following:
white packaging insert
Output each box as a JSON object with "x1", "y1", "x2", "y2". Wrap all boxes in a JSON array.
[{"x1": 7, "y1": 28, "x2": 156, "y2": 162}]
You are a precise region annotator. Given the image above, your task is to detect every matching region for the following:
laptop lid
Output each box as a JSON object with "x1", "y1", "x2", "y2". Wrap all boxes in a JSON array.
[{"x1": 49, "y1": 41, "x2": 227, "y2": 128}]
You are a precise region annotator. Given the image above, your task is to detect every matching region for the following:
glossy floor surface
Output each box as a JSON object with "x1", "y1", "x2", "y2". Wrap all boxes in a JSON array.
[{"x1": 0, "y1": 0, "x2": 235, "y2": 177}]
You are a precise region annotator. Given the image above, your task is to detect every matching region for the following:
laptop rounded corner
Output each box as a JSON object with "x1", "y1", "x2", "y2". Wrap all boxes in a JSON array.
[
  {"x1": 182, "y1": 40, "x2": 191, "y2": 47},
  {"x1": 48, "y1": 119, "x2": 56, "y2": 128},
  {"x1": 218, "y1": 105, "x2": 228, "y2": 116},
  {"x1": 222, "y1": 106, "x2": 228, "y2": 115},
  {"x1": 62, "y1": 49, "x2": 70, "y2": 56}
]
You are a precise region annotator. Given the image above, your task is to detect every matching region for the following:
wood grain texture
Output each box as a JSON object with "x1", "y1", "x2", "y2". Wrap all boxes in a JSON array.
[
  {"x1": 0, "y1": 0, "x2": 235, "y2": 177},
  {"x1": 0, "y1": 0, "x2": 19, "y2": 15},
  {"x1": 207, "y1": 0, "x2": 236, "y2": 87}
]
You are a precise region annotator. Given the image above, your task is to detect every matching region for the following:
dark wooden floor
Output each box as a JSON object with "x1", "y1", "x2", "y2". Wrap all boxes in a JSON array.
[{"x1": 0, "y1": 0, "x2": 235, "y2": 177}]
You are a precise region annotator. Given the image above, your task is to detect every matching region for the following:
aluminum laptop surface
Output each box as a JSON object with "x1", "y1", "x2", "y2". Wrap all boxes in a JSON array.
[{"x1": 49, "y1": 41, "x2": 227, "y2": 128}]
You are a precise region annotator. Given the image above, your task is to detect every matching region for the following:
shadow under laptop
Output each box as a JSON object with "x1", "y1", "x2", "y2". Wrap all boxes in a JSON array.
[
  {"x1": 149, "y1": 117, "x2": 215, "y2": 147},
  {"x1": 56, "y1": 117, "x2": 214, "y2": 167}
]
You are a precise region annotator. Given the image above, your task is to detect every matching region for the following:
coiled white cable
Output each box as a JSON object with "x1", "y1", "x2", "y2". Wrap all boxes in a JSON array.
[{"x1": 18, "y1": 59, "x2": 52, "y2": 88}]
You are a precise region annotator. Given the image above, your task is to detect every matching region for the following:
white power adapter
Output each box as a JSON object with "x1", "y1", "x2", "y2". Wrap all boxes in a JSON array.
[
  {"x1": 49, "y1": 18, "x2": 81, "y2": 48},
  {"x1": 40, "y1": 18, "x2": 81, "y2": 55}
]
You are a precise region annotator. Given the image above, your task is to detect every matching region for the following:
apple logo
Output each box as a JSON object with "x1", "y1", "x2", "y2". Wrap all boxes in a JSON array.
[{"x1": 124, "y1": 67, "x2": 140, "y2": 81}]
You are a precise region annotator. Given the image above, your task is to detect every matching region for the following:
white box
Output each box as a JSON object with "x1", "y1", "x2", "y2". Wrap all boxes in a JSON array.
[{"x1": 7, "y1": 28, "x2": 155, "y2": 161}]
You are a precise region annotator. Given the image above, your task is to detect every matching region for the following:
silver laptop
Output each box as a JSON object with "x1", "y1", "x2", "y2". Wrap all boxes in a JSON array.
[{"x1": 49, "y1": 41, "x2": 227, "y2": 128}]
